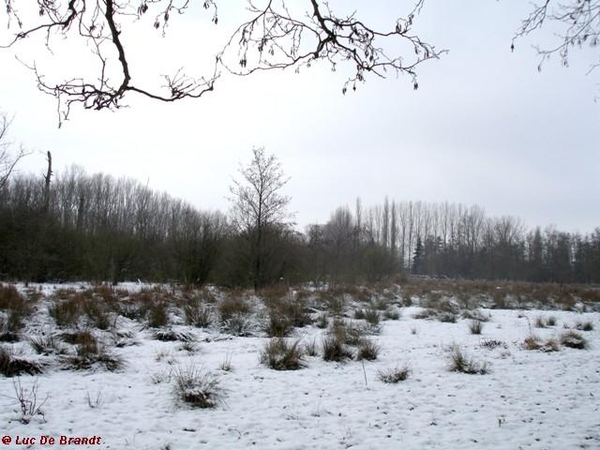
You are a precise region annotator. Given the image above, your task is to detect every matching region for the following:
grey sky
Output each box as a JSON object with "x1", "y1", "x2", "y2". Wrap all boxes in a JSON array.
[{"x1": 1, "y1": 1, "x2": 598, "y2": 233}]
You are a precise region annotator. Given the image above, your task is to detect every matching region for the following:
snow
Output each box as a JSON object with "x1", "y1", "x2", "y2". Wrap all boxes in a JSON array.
[{"x1": 1, "y1": 285, "x2": 599, "y2": 450}]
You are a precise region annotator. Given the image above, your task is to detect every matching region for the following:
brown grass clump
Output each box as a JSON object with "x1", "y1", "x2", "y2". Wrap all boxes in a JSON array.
[{"x1": 260, "y1": 338, "x2": 306, "y2": 370}]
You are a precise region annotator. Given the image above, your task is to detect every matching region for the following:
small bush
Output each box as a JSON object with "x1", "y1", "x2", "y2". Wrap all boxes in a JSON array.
[
  {"x1": 0, "y1": 285, "x2": 32, "y2": 332},
  {"x1": 469, "y1": 319, "x2": 484, "y2": 335},
  {"x1": 148, "y1": 301, "x2": 170, "y2": 328},
  {"x1": 534, "y1": 316, "x2": 547, "y2": 328},
  {"x1": 383, "y1": 308, "x2": 401, "y2": 320},
  {"x1": 356, "y1": 338, "x2": 380, "y2": 361},
  {"x1": 363, "y1": 308, "x2": 381, "y2": 326},
  {"x1": 29, "y1": 335, "x2": 67, "y2": 355},
  {"x1": 522, "y1": 334, "x2": 559, "y2": 352},
  {"x1": 546, "y1": 316, "x2": 557, "y2": 326},
  {"x1": 575, "y1": 320, "x2": 594, "y2": 331},
  {"x1": 218, "y1": 294, "x2": 251, "y2": 322},
  {"x1": 260, "y1": 338, "x2": 306, "y2": 370},
  {"x1": 0, "y1": 346, "x2": 43, "y2": 377},
  {"x1": 378, "y1": 364, "x2": 411, "y2": 383},
  {"x1": 560, "y1": 330, "x2": 588, "y2": 349},
  {"x1": 330, "y1": 319, "x2": 366, "y2": 346},
  {"x1": 267, "y1": 313, "x2": 293, "y2": 338},
  {"x1": 48, "y1": 298, "x2": 82, "y2": 327},
  {"x1": 219, "y1": 295, "x2": 252, "y2": 336},
  {"x1": 462, "y1": 309, "x2": 490, "y2": 322},
  {"x1": 448, "y1": 345, "x2": 489, "y2": 375},
  {"x1": 172, "y1": 365, "x2": 221, "y2": 408},
  {"x1": 438, "y1": 312, "x2": 457, "y2": 323},
  {"x1": 322, "y1": 335, "x2": 353, "y2": 362},
  {"x1": 61, "y1": 331, "x2": 124, "y2": 371},
  {"x1": 184, "y1": 305, "x2": 213, "y2": 328}
]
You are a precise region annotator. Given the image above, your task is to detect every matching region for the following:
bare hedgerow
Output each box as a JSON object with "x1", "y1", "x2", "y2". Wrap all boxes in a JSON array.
[
  {"x1": 172, "y1": 365, "x2": 221, "y2": 409},
  {"x1": 560, "y1": 330, "x2": 588, "y2": 349},
  {"x1": 378, "y1": 363, "x2": 411, "y2": 383},
  {"x1": 448, "y1": 345, "x2": 489, "y2": 375},
  {"x1": 260, "y1": 338, "x2": 306, "y2": 370},
  {"x1": 469, "y1": 319, "x2": 484, "y2": 335}
]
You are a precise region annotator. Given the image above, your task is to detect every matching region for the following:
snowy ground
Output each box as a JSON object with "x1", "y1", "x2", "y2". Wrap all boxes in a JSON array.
[{"x1": 1, "y1": 284, "x2": 599, "y2": 450}]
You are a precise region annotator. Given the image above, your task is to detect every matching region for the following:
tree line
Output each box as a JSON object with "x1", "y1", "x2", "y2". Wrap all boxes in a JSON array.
[{"x1": 0, "y1": 155, "x2": 598, "y2": 287}]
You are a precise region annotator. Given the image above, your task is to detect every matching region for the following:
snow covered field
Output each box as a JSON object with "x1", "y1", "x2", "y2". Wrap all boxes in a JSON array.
[{"x1": 1, "y1": 284, "x2": 599, "y2": 450}]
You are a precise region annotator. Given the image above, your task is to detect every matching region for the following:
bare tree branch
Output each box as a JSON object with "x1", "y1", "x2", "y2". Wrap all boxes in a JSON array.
[
  {"x1": 1, "y1": 0, "x2": 443, "y2": 125},
  {"x1": 0, "y1": 112, "x2": 30, "y2": 190},
  {"x1": 513, "y1": 0, "x2": 600, "y2": 73}
]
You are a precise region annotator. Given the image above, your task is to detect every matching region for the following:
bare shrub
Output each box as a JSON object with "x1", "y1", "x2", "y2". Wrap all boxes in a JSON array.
[
  {"x1": 260, "y1": 338, "x2": 306, "y2": 370},
  {"x1": 172, "y1": 365, "x2": 221, "y2": 408},
  {"x1": 560, "y1": 330, "x2": 588, "y2": 349},
  {"x1": 534, "y1": 316, "x2": 547, "y2": 328},
  {"x1": 378, "y1": 363, "x2": 411, "y2": 383},
  {"x1": 546, "y1": 316, "x2": 557, "y2": 326},
  {"x1": 448, "y1": 345, "x2": 489, "y2": 375},
  {"x1": 12, "y1": 378, "x2": 48, "y2": 424}
]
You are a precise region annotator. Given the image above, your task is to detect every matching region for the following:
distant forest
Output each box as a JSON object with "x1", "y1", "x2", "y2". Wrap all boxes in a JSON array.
[{"x1": 0, "y1": 166, "x2": 599, "y2": 286}]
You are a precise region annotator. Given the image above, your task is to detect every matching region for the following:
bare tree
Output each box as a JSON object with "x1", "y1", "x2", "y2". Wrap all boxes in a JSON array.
[
  {"x1": 0, "y1": 112, "x2": 28, "y2": 191},
  {"x1": 229, "y1": 146, "x2": 292, "y2": 290},
  {"x1": 513, "y1": 0, "x2": 600, "y2": 73},
  {"x1": 0, "y1": 0, "x2": 443, "y2": 124}
]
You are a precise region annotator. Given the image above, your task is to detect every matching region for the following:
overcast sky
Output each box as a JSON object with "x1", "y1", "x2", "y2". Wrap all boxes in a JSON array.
[{"x1": 1, "y1": 0, "x2": 598, "y2": 233}]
